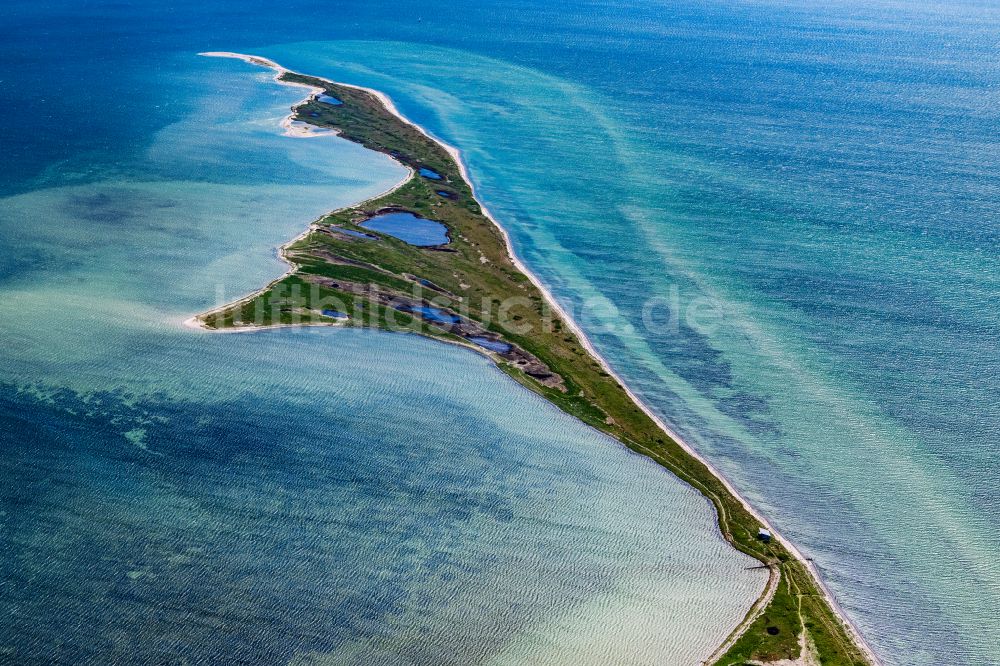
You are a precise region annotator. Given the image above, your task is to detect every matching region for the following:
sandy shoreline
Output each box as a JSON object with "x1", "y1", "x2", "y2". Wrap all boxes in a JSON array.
[{"x1": 194, "y1": 51, "x2": 879, "y2": 665}]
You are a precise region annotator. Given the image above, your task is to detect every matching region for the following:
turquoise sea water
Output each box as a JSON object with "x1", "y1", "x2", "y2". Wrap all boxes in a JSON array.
[
  {"x1": 2, "y1": 1, "x2": 998, "y2": 664},
  {"x1": 0, "y1": 47, "x2": 763, "y2": 664}
]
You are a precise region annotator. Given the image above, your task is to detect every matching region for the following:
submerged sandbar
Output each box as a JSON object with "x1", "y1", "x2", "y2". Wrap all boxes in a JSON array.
[{"x1": 194, "y1": 51, "x2": 878, "y2": 666}]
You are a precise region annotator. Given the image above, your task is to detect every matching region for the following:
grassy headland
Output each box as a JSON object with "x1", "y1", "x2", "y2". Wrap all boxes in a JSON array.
[{"x1": 196, "y1": 54, "x2": 876, "y2": 666}]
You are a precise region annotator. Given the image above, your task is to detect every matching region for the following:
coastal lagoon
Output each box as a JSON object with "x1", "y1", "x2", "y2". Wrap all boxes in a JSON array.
[
  {"x1": 2, "y1": 1, "x2": 998, "y2": 664},
  {"x1": 0, "y1": 54, "x2": 763, "y2": 663},
  {"x1": 361, "y1": 211, "x2": 450, "y2": 246}
]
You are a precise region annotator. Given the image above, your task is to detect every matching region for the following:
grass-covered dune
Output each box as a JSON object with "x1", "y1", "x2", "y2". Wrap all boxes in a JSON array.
[{"x1": 197, "y1": 56, "x2": 876, "y2": 666}]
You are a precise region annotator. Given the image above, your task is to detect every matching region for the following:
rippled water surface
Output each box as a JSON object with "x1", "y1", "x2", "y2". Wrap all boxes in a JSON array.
[
  {"x1": 2, "y1": 1, "x2": 998, "y2": 664},
  {"x1": 262, "y1": 30, "x2": 999, "y2": 662},
  {"x1": 0, "y1": 50, "x2": 762, "y2": 665}
]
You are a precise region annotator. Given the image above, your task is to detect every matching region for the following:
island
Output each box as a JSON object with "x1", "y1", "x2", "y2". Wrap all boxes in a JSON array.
[{"x1": 192, "y1": 52, "x2": 878, "y2": 666}]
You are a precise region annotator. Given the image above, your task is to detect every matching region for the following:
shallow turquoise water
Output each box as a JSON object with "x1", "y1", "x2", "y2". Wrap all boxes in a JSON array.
[
  {"x1": 261, "y1": 36, "x2": 1000, "y2": 662},
  {"x1": 2, "y1": 1, "x2": 998, "y2": 664},
  {"x1": 0, "y1": 54, "x2": 762, "y2": 664}
]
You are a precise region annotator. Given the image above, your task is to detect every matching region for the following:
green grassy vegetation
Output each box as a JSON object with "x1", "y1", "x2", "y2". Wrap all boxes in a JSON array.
[
  {"x1": 200, "y1": 67, "x2": 873, "y2": 666},
  {"x1": 714, "y1": 558, "x2": 870, "y2": 665}
]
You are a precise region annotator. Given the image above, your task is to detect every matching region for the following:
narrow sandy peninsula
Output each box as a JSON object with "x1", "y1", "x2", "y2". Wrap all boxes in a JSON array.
[{"x1": 192, "y1": 52, "x2": 879, "y2": 666}]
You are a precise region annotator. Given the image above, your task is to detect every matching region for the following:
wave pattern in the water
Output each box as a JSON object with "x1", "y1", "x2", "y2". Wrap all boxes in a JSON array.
[
  {"x1": 0, "y1": 54, "x2": 764, "y2": 665},
  {"x1": 257, "y1": 24, "x2": 1000, "y2": 663}
]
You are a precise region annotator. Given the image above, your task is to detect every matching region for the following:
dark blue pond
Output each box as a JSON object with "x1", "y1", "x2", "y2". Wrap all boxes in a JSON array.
[
  {"x1": 321, "y1": 309, "x2": 349, "y2": 319},
  {"x1": 468, "y1": 337, "x2": 511, "y2": 353},
  {"x1": 360, "y1": 212, "x2": 448, "y2": 246},
  {"x1": 418, "y1": 168, "x2": 442, "y2": 180},
  {"x1": 401, "y1": 306, "x2": 460, "y2": 325},
  {"x1": 334, "y1": 227, "x2": 376, "y2": 240},
  {"x1": 436, "y1": 190, "x2": 453, "y2": 198},
  {"x1": 317, "y1": 94, "x2": 343, "y2": 105}
]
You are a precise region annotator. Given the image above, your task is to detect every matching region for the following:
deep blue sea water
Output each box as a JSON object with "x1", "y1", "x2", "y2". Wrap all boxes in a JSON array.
[{"x1": 1, "y1": 1, "x2": 998, "y2": 664}]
